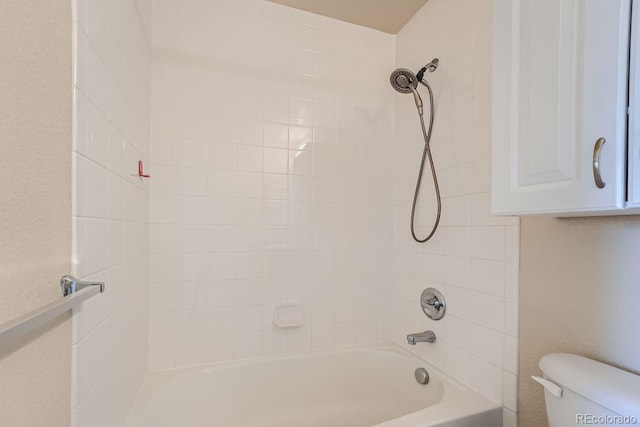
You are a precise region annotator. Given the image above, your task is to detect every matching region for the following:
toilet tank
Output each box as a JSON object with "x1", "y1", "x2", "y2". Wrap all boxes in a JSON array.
[{"x1": 537, "y1": 353, "x2": 640, "y2": 427}]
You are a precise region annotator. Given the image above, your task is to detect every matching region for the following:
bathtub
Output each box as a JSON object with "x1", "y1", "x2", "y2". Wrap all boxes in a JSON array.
[{"x1": 125, "y1": 344, "x2": 502, "y2": 427}]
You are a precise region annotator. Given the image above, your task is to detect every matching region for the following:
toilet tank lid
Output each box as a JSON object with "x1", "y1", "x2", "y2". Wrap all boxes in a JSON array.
[{"x1": 540, "y1": 353, "x2": 640, "y2": 417}]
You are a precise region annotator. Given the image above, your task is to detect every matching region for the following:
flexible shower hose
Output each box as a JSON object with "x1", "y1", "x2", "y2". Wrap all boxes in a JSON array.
[{"x1": 410, "y1": 80, "x2": 441, "y2": 243}]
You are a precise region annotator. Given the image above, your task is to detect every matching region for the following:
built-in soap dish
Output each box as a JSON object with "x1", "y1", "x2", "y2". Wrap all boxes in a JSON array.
[{"x1": 273, "y1": 303, "x2": 303, "y2": 328}]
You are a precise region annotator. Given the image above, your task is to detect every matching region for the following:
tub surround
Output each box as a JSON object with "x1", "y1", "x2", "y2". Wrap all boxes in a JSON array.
[
  {"x1": 149, "y1": 0, "x2": 395, "y2": 368},
  {"x1": 67, "y1": 0, "x2": 522, "y2": 424},
  {"x1": 145, "y1": 0, "x2": 520, "y2": 423},
  {"x1": 71, "y1": 0, "x2": 152, "y2": 425},
  {"x1": 394, "y1": 0, "x2": 519, "y2": 425}
]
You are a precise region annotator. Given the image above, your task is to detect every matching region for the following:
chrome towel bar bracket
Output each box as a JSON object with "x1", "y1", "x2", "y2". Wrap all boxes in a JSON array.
[
  {"x1": 0, "y1": 275, "x2": 105, "y2": 348},
  {"x1": 60, "y1": 275, "x2": 105, "y2": 296}
]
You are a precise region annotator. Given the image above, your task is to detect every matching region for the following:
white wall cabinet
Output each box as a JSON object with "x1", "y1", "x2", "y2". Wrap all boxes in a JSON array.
[
  {"x1": 629, "y1": 1, "x2": 640, "y2": 208},
  {"x1": 492, "y1": 0, "x2": 633, "y2": 215}
]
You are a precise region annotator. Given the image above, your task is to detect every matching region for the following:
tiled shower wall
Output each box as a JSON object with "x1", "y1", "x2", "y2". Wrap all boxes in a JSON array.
[
  {"x1": 71, "y1": 0, "x2": 151, "y2": 425},
  {"x1": 148, "y1": 0, "x2": 395, "y2": 369},
  {"x1": 393, "y1": 0, "x2": 519, "y2": 426}
]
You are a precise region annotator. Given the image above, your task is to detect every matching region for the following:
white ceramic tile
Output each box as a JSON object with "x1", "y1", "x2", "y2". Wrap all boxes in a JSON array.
[
  {"x1": 503, "y1": 408, "x2": 518, "y2": 427},
  {"x1": 234, "y1": 306, "x2": 262, "y2": 332},
  {"x1": 234, "y1": 332, "x2": 262, "y2": 359},
  {"x1": 311, "y1": 324, "x2": 334, "y2": 350},
  {"x1": 181, "y1": 196, "x2": 207, "y2": 224},
  {"x1": 504, "y1": 262, "x2": 519, "y2": 301},
  {"x1": 263, "y1": 173, "x2": 288, "y2": 200},
  {"x1": 503, "y1": 371, "x2": 518, "y2": 412},
  {"x1": 236, "y1": 145, "x2": 263, "y2": 172},
  {"x1": 258, "y1": 124, "x2": 287, "y2": 150},
  {"x1": 263, "y1": 147, "x2": 289, "y2": 174},
  {"x1": 207, "y1": 334, "x2": 235, "y2": 363},
  {"x1": 334, "y1": 322, "x2": 356, "y2": 347},
  {"x1": 287, "y1": 327, "x2": 311, "y2": 353},
  {"x1": 468, "y1": 356, "x2": 503, "y2": 404},
  {"x1": 177, "y1": 167, "x2": 207, "y2": 196},
  {"x1": 263, "y1": 95, "x2": 289, "y2": 124},
  {"x1": 505, "y1": 226, "x2": 520, "y2": 263},
  {"x1": 469, "y1": 324, "x2": 504, "y2": 367},
  {"x1": 149, "y1": 283, "x2": 181, "y2": 312},
  {"x1": 149, "y1": 312, "x2": 176, "y2": 341},
  {"x1": 234, "y1": 171, "x2": 262, "y2": 198},
  {"x1": 149, "y1": 339, "x2": 175, "y2": 370},
  {"x1": 442, "y1": 343, "x2": 471, "y2": 384},
  {"x1": 207, "y1": 198, "x2": 236, "y2": 224},
  {"x1": 505, "y1": 298, "x2": 519, "y2": 337},
  {"x1": 471, "y1": 292, "x2": 505, "y2": 332},
  {"x1": 443, "y1": 285, "x2": 472, "y2": 319},
  {"x1": 471, "y1": 259, "x2": 505, "y2": 296},
  {"x1": 444, "y1": 315, "x2": 473, "y2": 353},
  {"x1": 176, "y1": 139, "x2": 207, "y2": 168},
  {"x1": 504, "y1": 335, "x2": 519, "y2": 375},
  {"x1": 262, "y1": 330, "x2": 288, "y2": 356},
  {"x1": 176, "y1": 338, "x2": 207, "y2": 367},
  {"x1": 207, "y1": 169, "x2": 236, "y2": 197},
  {"x1": 208, "y1": 307, "x2": 235, "y2": 335},
  {"x1": 444, "y1": 256, "x2": 472, "y2": 289},
  {"x1": 207, "y1": 141, "x2": 235, "y2": 170},
  {"x1": 471, "y1": 226, "x2": 505, "y2": 261}
]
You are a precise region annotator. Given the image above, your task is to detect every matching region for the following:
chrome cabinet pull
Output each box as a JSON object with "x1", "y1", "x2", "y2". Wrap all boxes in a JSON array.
[{"x1": 593, "y1": 137, "x2": 606, "y2": 189}]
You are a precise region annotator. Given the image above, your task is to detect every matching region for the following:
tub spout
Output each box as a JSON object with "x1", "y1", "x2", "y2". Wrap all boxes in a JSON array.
[{"x1": 407, "y1": 330, "x2": 436, "y2": 345}]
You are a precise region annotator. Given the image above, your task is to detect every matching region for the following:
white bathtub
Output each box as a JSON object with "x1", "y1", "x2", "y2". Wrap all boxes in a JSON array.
[{"x1": 125, "y1": 345, "x2": 502, "y2": 427}]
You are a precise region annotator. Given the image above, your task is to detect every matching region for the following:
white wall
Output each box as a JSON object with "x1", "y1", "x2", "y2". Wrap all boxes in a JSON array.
[
  {"x1": 393, "y1": 1, "x2": 519, "y2": 425},
  {"x1": 148, "y1": 0, "x2": 395, "y2": 369},
  {"x1": 0, "y1": 1, "x2": 72, "y2": 425},
  {"x1": 71, "y1": 0, "x2": 152, "y2": 425},
  {"x1": 519, "y1": 216, "x2": 640, "y2": 427}
]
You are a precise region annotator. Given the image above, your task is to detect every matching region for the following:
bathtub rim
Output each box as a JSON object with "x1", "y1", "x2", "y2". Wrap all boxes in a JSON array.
[
  {"x1": 139, "y1": 342, "x2": 467, "y2": 391},
  {"x1": 125, "y1": 342, "x2": 502, "y2": 427}
]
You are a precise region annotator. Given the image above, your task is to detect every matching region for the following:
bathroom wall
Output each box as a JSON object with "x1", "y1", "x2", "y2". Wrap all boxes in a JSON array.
[
  {"x1": 71, "y1": 0, "x2": 152, "y2": 425},
  {"x1": 148, "y1": 0, "x2": 395, "y2": 369},
  {"x1": 394, "y1": 1, "x2": 519, "y2": 425},
  {"x1": 0, "y1": 1, "x2": 72, "y2": 425},
  {"x1": 519, "y1": 216, "x2": 640, "y2": 427}
]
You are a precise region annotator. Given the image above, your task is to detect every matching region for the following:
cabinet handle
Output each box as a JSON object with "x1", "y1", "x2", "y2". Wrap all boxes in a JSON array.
[{"x1": 592, "y1": 137, "x2": 606, "y2": 189}]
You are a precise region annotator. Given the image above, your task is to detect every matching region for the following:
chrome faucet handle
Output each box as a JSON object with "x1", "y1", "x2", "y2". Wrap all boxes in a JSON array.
[
  {"x1": 423, "y1": 297, "x2": 443, "y2": 310},
  {"x1": 421, "y1": 288, "x2": 446, "y2": 320}
]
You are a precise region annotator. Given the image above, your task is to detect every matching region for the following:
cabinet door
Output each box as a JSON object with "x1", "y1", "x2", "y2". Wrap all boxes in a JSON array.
[
  {"x1": 492, "y1": 0, "x2": 631, "y2": 215},
  {"x1": 628, "y1": 0, "x2": 640, "y2": 208}
]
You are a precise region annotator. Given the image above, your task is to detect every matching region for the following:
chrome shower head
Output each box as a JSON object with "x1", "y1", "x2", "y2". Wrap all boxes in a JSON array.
[
  {"x1": 416, "y1": 58, "x2": 439, "y2": 83},
  {"x1": 390, "y1": 68, "x2": 418, "y2": 94},
  {"x1": 390, "y1": 68, "x2": 423, "y2": 115}
]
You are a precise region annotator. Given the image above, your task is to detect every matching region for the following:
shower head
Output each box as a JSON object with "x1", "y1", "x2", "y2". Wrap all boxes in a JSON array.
[
  {"x1": 390, "y1": 68, "x2": 423, "y2": 115},
  {"x1": 416, "y1": 58, "x2": 439, "y2": 82},
  {"x1": 390, "y1": 68, "x2": 418, "y2": 94}
]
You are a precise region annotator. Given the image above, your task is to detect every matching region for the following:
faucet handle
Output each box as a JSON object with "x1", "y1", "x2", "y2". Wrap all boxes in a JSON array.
[
  {"x1": 421, "y1": 288, "x2": 446, "y2": 320},
  {"x1": 423, "y1": 296, "x2": 443, "y2": 310}
]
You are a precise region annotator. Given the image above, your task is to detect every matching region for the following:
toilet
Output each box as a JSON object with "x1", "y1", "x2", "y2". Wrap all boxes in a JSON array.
[{"x1": 533, "y1": 353, "x2": 640, "y2": 426}]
